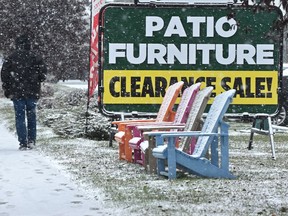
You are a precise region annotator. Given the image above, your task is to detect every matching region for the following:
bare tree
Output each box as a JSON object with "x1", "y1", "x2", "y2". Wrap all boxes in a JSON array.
[{"x1": 0, "y1": 0, "x2": 90, "y2": 81}]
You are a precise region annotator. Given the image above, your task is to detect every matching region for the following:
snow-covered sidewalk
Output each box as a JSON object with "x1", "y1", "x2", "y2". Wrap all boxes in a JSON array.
[{"x1": 0, "y1": 123, "x2": 111, "y2": 216}]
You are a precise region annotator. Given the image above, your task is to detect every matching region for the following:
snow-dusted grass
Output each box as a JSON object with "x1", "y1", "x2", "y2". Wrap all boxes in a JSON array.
[{"x1": 1, "y1": 82, "x2": 288, "y2": 215}]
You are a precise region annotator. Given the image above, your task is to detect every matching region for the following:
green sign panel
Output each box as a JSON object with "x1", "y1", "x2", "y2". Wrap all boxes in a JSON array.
[{"x1": 98, "y1": 4, "x2": 283, "y2": 117}]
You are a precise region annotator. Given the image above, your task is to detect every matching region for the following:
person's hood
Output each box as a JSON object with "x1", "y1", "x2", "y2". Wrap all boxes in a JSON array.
[{"x1": 15, "y1": 35, "x2": 31, "y2": 50}]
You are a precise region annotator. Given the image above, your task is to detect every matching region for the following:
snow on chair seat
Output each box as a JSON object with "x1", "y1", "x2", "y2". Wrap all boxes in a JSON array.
[
  {"x1": 151, "y1": 145, "x2": 167, "y2": 159},
  {"x1": 150, "y1": 89, "x2": 236, "y2": 179},
  {"x1": 114, "y1": 131, "x2": 125, "y2": 143},
  {"x1": 139, "y1": 140, "x2": 149, "y2": 165}
]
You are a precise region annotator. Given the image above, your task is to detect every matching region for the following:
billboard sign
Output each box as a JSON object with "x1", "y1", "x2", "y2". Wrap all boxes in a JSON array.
[{"x1": 98, "y1": 4, "x2": 283, "y2": 117}]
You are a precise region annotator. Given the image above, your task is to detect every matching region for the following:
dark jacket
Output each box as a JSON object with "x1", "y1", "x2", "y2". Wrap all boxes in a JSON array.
[{"x1": 1, "y1": 35, "x2": 47, "y2": 99}]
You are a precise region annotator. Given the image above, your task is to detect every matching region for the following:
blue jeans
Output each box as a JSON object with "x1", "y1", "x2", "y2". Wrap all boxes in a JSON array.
[{"x1": 12, "y1": 98, "x2": 38, "y2": 145}]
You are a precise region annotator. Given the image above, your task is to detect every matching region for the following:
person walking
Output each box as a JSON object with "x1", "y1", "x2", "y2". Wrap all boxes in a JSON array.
[{"x1": 1, "y1": 34, "x2": 47, "y2": 150}]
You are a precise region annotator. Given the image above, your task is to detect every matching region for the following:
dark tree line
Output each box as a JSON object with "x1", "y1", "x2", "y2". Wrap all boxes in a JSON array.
[{"x1": 0, "y1": 0, "x2": 90, "y2": 81}]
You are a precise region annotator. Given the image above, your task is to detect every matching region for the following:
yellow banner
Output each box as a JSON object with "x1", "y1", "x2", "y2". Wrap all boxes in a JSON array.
[{"x1": 103, "y1": 70, "x2": 278, "y2": 105}]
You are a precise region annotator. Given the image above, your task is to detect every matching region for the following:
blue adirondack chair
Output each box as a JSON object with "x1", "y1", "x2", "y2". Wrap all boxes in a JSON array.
[{"x1": 149, "y1": 89, "x2": 236, "y2": 180}]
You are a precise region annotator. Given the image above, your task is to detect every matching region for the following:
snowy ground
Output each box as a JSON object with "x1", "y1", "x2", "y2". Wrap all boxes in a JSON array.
[
  {"x1": 1, "y1": 81, "x2": 288, "y2": 215},
  {"x1": 0, "y1": 123, "x2": 114, "y2": 216}
]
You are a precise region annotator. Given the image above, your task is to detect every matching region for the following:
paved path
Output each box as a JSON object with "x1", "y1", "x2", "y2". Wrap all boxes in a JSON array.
[{"x1": 0, "y1": 123, "x2": 112, "y2": 216}]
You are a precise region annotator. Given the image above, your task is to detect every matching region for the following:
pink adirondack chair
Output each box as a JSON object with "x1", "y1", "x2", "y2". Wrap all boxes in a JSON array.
[
  {"x1": 128, "y1": 83, "x2": 202, "y2": 164},
  {"x1": 112, "y1": 81, "x2": 184, "y2": 162}
]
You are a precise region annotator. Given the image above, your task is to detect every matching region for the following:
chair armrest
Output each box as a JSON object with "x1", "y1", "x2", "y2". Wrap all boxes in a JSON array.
[
  {"x1": 126, "y1": 121, "x2": 174, "y2": 129},
  {"x1": 160, "y1": 132, "x2": 219, "y2": 138},
  {"x1": 136, "y1": 124, "x2": 185, "y2": 131},
  {"x1": 112, "y1": 119, "x2": 156, "y2": 125}
]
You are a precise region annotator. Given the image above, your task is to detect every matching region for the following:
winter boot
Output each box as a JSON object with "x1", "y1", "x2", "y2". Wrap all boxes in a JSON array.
[
  {"x1": 19, "y1": 143, "x2": 28, "y2": 150},
  {"x1": 27, "y1": 141, "x2": 36, "y2": 149}
]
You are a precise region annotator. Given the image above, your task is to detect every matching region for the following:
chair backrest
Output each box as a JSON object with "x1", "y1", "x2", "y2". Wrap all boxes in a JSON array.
[
  {"x1": 180, "y1": 86, "x2": 214, "y2": 152},
  {"x1": 191, "y1": 89, "x2": 236, "y2": 158},
  {"x1": 173, "y1": 83, "x2": 201, "y2": 124},
  {"x1": 155, "y1": 81, "x2": 184, "y2": 122}
]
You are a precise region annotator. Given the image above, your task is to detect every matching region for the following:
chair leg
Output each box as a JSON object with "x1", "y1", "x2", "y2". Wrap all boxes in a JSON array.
[
  {"x1": 148, "y1": 137, "x2": 157, "y2": 174},
  {"x1": 220, "y1": 122, "x2": 229, "y2": 170},
  {"x1": 267, "y1": 116, "x2": 276, "y2": 160},
  {"x1": 211, "y1": 136, "x2": 219, "y2": 167},
  {"x1": 125, "y1": 129, "x2": 133, "y2": 162},
  {"x1": 119, "y1": 142, "x2": 125, "y2": 160},
  {"x1": 157, "y1": 158, "x2": 165, "y2": 176},
  {"x1": 143, "y1": 148, "x2": 149, "y2": 172},
  {"x1": 134, "y1": 149, "x2": 141, "y2": 164},
  {"x1": 167, "y1": 137, "x2": 177, "y2": 180}
]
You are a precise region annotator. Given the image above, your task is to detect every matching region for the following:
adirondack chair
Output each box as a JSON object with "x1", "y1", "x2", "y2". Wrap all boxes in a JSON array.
[
  {"x1": 127, "y1": 82, "x2": 202, "y2": 164},
  {"x1": 148, "y1": 89, "x2": 236, "y2": 180},
  {"x1": 112, "y1": 81, "x2": 184, "y2": 162},
  {"x1": 136, "y1": 86, "x2": 213, "y2": 173}
]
